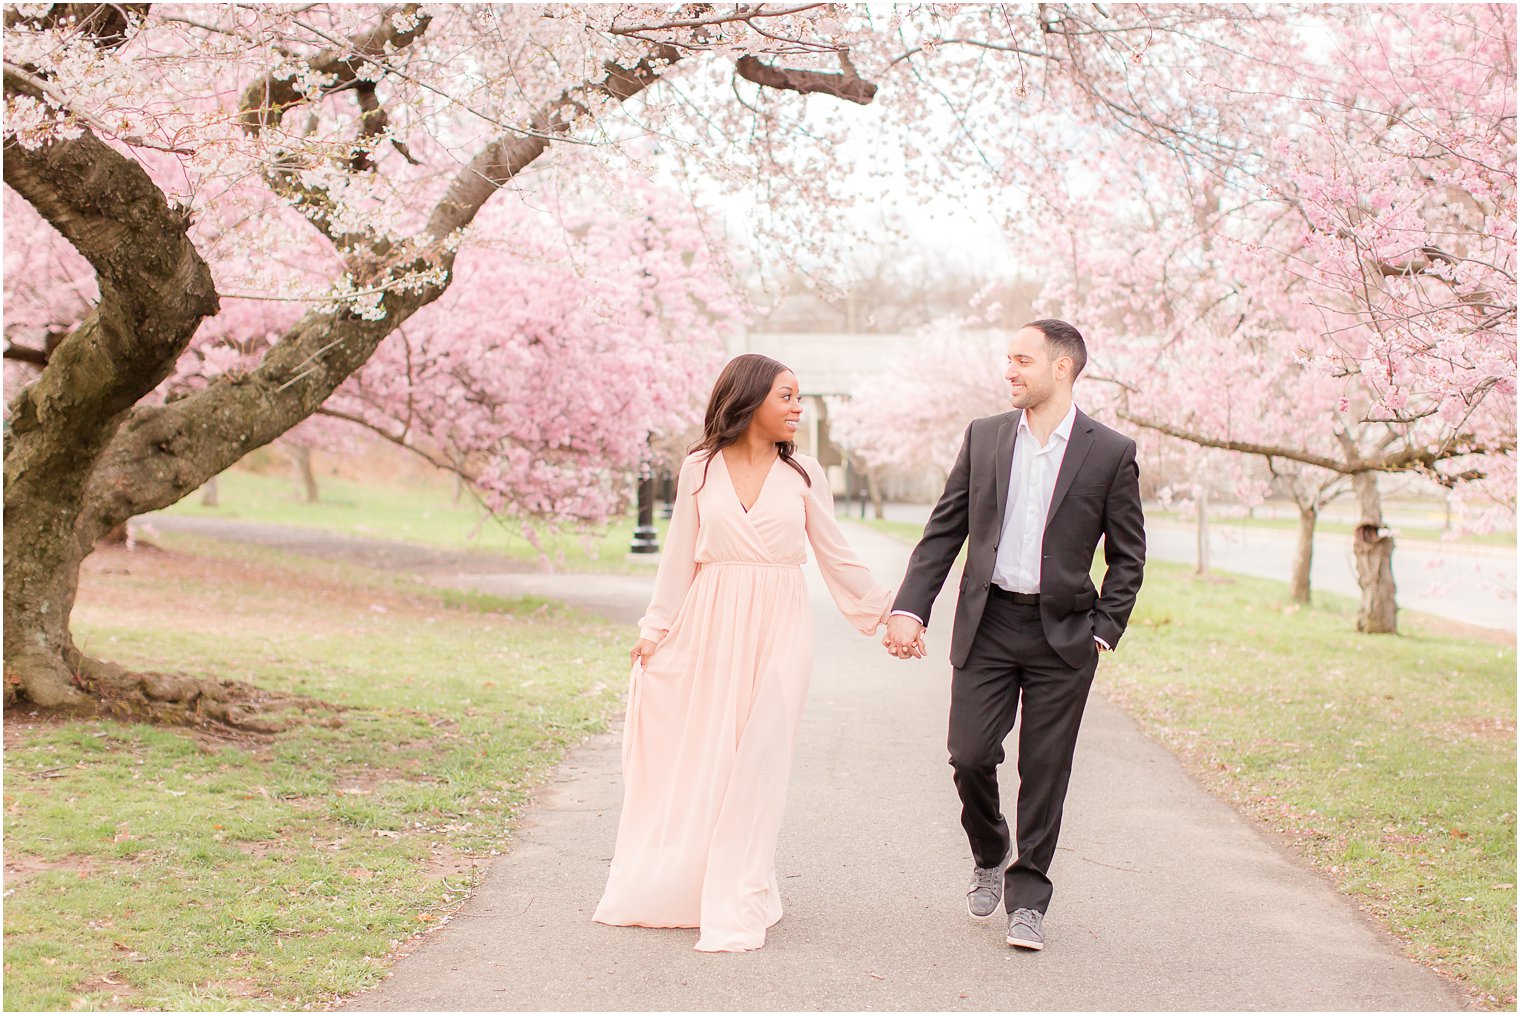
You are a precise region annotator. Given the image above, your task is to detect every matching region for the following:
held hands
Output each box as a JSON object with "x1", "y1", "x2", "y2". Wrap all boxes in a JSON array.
[{"x1": 882, "y1": 615, "x2": 927, "y2": 660}]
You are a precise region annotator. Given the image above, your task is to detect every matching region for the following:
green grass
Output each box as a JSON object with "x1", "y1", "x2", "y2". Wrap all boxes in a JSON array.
[
  {"x1": 3, "y1": 536, "x2": 628, "y2": 1011},
  {"x1": 858, "y1": 517, "x2": 931, "y2": 545},
  {"x1": 160, "y1": 466, "x2": 669, "y2": 573},
  {"x1": 1102, "y1": 563, "x2": 1514, "y2": 1006},
  {"x1": 1146, "y1": 508, "x2": 1515, "y2": 547},
  {"x1": 861, "y1": 519, "x2": 1516, "y2": 1007}
]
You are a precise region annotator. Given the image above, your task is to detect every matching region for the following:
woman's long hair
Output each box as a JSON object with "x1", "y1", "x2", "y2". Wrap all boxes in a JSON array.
[{"x1": 690, "y1": 353, "x2": 811, "y2": 495}]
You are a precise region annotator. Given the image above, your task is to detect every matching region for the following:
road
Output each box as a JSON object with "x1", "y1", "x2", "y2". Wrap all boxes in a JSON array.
[{"x1": 880, "y1": 504, "x2": 1516, "y2": 633}]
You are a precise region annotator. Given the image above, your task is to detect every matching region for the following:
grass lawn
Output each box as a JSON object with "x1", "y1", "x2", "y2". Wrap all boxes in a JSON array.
[
  {"x1": 159, "y1": 466, "x2": 668, "y2": 574},
  {"x1": 3, "y1": 535, "x2": 629, "y2": 1012},
  {"x1": 862, "y1": 519, "x2": 1516, "y2": 1007}
]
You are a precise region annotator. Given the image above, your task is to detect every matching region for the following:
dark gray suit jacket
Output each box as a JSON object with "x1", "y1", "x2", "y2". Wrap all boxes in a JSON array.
[{"x1": 893, "y1": 408, "x2": 1146, "y2": 670}]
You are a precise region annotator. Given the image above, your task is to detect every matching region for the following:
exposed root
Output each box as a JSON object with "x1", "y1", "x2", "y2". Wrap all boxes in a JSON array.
[{"x1": 6, "y1": 651, "x2": 343, "y2": 735}]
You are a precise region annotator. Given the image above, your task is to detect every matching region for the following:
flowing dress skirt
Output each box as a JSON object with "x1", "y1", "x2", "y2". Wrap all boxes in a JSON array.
[{"x1": 592, "y1": 561, "x2": 812, "y2": 952}]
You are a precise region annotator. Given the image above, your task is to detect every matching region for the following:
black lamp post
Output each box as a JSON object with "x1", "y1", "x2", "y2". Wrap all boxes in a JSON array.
[{"x1": 630, "y1": 453, "x2": 660, "y2": 554}]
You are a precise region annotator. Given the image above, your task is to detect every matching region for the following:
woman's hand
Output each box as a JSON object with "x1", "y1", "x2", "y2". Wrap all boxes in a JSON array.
[{"x1": 630, "y1": 638, "x2": 658, "y2": 667}]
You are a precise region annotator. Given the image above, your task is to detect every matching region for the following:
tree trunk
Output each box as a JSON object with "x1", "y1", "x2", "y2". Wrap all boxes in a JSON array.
[
  {"x1": 866, "y1": 469, "x2": 885, "y2": 521},
  {"x1": 1351, "y1": 471, "x2": 1397, "y2": 633},
  {"x1": 1195, "y1": 486, "x2": 1209, "y2": 575},
  {"x1": 1290, "y1": 503, "x2": 1316, "y2": 604},
  {"x1": 2, "y1": 121, "x2": 220, "y2": 711},
  {"x1": 200, "y1": 474, "x2": 219, "y2": 507},
  {"x1": 287, "y1": 444, "x2": 319, "y2": 503}
]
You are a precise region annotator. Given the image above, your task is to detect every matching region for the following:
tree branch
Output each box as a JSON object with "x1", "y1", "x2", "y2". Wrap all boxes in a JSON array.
[
  {"x1": 314, "y1": 407, "x2": 468, "y2": 477},
  {"x1": 426, "y1": 42, "x2": 686, "y2": 240},
  {"x1": 3, "y1": 118, "x2": 218, "y2": 545},
  {"x1": 3, "y1": 344, "x2": 49, "y2": 366},
  {"x1": 735, "y1": 53, "x2": 878, "y2": 104},
  {"x1": 236, "y1": 3, "x2": 431, "y2": 249},
  {"x1": 4, "y1": 3, "x2": 149, "y2": 51},
  {"x1": 1116, "y1": 409, "x2": 1513, "y2": 478}
]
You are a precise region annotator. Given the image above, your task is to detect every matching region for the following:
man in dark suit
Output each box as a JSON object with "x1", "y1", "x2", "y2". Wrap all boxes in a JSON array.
[{"x1": 884, "y1": 319, "x2": 1145, "y2": 951}]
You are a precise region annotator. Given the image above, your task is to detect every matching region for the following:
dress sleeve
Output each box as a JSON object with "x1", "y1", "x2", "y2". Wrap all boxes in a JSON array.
[
  {"x1": 636, "y1": 454, "x2": 703, "y2": 644},
  {"x1": 801, "y1": 457, "x2": 895, "y2": 634}
]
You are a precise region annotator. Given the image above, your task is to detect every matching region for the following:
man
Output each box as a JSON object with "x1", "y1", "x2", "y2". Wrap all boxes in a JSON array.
[{"x1": 885, "y1": 319, "x2": 1145, "y2": 951}]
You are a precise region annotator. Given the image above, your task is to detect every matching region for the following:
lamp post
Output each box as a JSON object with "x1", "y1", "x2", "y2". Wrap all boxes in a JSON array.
[{"x1": 630, "y1": 452, "x2": 660, "y2": 554}]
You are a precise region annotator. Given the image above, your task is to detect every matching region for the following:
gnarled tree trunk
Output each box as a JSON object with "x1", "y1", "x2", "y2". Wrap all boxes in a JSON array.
[
  {"x1": 2, "y1": 123, "x2": 219, "y2": 709},
  {"x1": 1351, "y1": 471, "x2": 1397, "y2": 633}
]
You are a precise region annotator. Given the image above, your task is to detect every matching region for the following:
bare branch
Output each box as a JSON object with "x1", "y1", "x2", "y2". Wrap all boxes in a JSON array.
[
  {"x1": 3, "y1": 344, "x2": 49, "y2": 366},
  {"x1": 735, "y1": 53, "x2": 877, "y2": 104},
  {"x1": 1116, "y1": 409, "x2": 1514, "y2": 477}
]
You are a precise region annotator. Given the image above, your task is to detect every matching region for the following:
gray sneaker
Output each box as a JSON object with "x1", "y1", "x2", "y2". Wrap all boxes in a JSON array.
[
  {"x1": 1006, "y1": 907, "x2": 1045, "y2": 950},
  {"x1": 966, "y1": 854, "x2": 1008, "y2": 919}
]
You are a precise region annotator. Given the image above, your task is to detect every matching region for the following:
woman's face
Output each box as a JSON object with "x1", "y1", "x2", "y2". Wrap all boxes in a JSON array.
[{"x1": 748, "y1": 369, "x2": 803, "y2": 444}]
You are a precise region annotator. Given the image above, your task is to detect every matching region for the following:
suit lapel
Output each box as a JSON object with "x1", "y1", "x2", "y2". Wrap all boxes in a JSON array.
[
  {"x1": 1044, "y1": 409, "x2": 1095, "y2": 534},
  {"x1": 994, "y1": 411, "x2": 1018, "y2": 522}
]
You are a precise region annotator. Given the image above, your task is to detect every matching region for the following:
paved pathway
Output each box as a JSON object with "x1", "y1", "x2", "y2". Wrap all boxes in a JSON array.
[{"x1": 150, "y1": 514, "x2": 1469, "y2": 1009}]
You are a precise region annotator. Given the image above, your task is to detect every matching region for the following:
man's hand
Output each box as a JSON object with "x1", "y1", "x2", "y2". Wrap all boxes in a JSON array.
[{"x1": 883, "y1": 615, "x2": 927, "y2": 660}]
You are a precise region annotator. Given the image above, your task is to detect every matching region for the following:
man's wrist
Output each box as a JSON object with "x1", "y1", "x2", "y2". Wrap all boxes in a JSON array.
[{"x1": 889, "y1": 609, "x2": 925, "y2": 628}]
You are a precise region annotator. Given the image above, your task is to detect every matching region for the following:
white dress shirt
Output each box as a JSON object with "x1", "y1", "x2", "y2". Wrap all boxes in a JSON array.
[
  {"x1": 992, "y1": 403, "x2": 1076, "y2": 593},
  {"x1": 892, "y1": 402, "x2": 1110, "y2": 650}
]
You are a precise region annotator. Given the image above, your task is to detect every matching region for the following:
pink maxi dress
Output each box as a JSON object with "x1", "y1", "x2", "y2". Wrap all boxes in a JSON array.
[{"x1": 593, "y1": 449, "x2": 893, "y2": 952}]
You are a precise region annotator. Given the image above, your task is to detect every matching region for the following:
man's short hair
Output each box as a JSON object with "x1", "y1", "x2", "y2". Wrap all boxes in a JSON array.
[{"x1": 1025, "y1": 319, "x2": 1087, "y2": 378}]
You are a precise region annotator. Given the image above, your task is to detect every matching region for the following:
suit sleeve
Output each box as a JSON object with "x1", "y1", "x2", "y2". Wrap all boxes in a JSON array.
[
  {"x1": 892, "y1": 423, "x2": 973, "y2": 626},
  {"x1": 1094, "y1": 440, "x2": 1145, "y2": 649}
]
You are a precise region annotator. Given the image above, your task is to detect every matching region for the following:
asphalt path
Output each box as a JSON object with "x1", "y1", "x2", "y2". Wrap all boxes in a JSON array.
[{"x1": 281, "y1": 519, "x2": 1466, "y2": 1012}]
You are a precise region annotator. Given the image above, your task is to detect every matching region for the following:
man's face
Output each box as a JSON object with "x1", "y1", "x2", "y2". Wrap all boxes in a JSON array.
[{"x1": 1004, "y1": 326, "x2": 1062, "y2": 410}]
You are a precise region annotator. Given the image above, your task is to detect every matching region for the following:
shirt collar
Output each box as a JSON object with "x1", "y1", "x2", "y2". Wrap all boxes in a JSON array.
[{"x1": 1017, "y1": 403, "x2": 1079, "y2": 445}]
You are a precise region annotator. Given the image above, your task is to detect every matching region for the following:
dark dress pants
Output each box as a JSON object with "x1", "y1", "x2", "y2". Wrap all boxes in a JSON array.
[{"x1": 947, "y1": 596, "x2": 1098, "y2": 914}]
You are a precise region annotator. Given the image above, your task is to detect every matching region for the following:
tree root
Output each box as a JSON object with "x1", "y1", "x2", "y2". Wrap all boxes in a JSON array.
[{"x1": 6, "y1": 652, "x2": 343, "y2": 735}]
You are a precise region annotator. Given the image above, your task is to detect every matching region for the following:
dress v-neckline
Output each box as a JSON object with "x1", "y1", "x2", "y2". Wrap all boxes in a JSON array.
[{"x1": 719, "y1": 450, "x2": 779, "y2": 514}]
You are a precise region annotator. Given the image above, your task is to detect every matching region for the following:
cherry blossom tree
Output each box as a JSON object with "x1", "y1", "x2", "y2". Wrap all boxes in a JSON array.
[
  {"x1": 826, "y1": 322, "x2": 1008, "y2": 517},
  {"x1": 2, "y1": 2, "x2": 1288, "y2": 720},
  {"x1": 996, "y1": 3, "x2": 1515, "y2": 631}
]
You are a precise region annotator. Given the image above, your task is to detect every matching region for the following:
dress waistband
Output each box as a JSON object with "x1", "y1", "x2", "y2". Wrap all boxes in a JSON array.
[{"x1": 699, "y1": 560, "x2": 803, "y2": 570}]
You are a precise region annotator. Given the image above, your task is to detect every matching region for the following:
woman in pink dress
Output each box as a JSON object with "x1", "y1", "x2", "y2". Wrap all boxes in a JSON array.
[{"x1": 593, "y1": 353, "x2": 902, "y2": 952}]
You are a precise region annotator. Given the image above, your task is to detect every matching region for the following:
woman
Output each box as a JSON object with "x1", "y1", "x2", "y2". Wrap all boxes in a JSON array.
[{"x1": 593, "y1": 354, "x2": 895, "y2": 952}]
